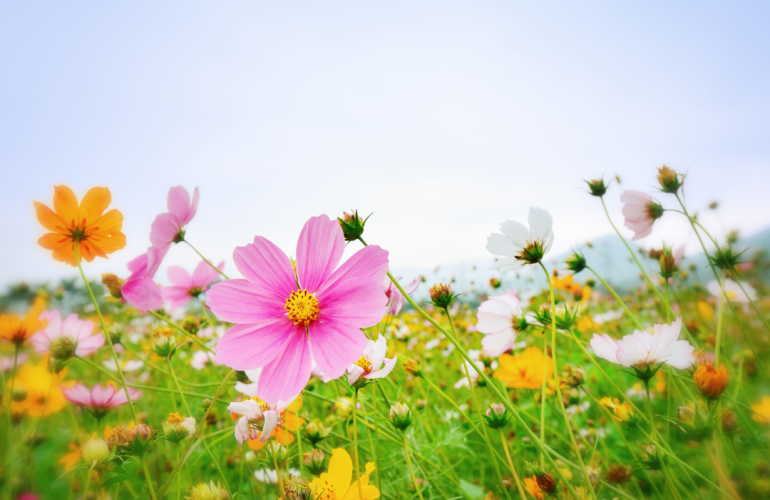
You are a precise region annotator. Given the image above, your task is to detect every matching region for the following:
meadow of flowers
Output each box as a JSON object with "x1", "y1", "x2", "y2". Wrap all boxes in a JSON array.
[{"x1": 2, "y1": 166, "x2": 770, "y2": 500}]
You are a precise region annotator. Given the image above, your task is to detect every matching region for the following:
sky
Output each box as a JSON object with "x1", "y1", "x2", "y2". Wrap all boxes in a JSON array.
[{"x1": 1, "y1": 1, "x2": 769, "y2": 287}]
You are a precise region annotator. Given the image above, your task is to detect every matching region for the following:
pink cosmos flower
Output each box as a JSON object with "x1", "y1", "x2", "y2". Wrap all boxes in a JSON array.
[
  {"x1": 229, "y1": 398, "x2": 287, "y2": 444},
  {"x1": 150, "y1": 186, "x2": 200, "y2": 251},
  {"x1": 590, "y1": 317, "x2": 695, "y2": 371},
  {"x1": 30, "y1": 310, "x2": 104, "y2": 357},
  {"x1": 383, "y1": 276, "x2": 421, "y2": 315},
  {"x1": 1, "y1": 353, "x2": 28, "y2": 371},
  {"x1": 476, "y1": 293, "x2": 523, "y2": 357},
  {"x1": 191, "y1": 350, "x2": 221, "y2": 370},
  {"x1": 62, "y1": 383, "x2": 143, "y2": 416},
  {"x1": 347, "y1": 335, "x2": 398, "y2": 385},
  {"x1": 207, "y1": 215, "x2": 389, "y2": 405},
  {"x1": 620, "y1": 191, "x2": 664, "y2": 240},
  {"x1": 162, "y1": 260, "x2": 224, "y2": 309},
  {"x1": 121, "y1": 247, "x2": 167, "y2": 311}
]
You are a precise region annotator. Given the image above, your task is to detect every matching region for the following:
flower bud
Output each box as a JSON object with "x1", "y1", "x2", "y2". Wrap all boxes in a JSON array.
[
  {"x1": 708, "y1": 246, "x2": 746, "y2": 272},
  {"x1": 694, "y1": 362, "x2": 729, "y2": 399},
  {"x1": 101, "y1": 273, "x2": 125, "y2": 299},
  {"x1": 584, "y1": 178, "x2": 608, "y2": 197},
  {"x1": 266, "y1": 442, "x2": 288, "y2": 466},
  {"x1": 565, "y1": 252, "x2": 587, "y2": 274},
  {"x1": 337, "y1": 210, "x2": 369, "y2": 242},
  {"x1": 303, "y1": 448, "x2": 329, "y2": 475},
  {"x1": 483, "y1": 403, "x2": 509, "y2": 429},
  {"x1": 489, "y1": 278, "x2": 502, "y2": 289},
  {"x1": 182, "y1": 316, "x2": 201, "y2": 335},
  {"x1": 402, "y1": 358, "x2": 422, "y2": 377},
  {"x1": 562, "y1": 365, "x2": 585, "y2": 388},
  {"x1": 304, "y1": 418, "x2": 331, "y2": 445},
  {"x1": 390, "y1": 402, "x2": 412, "y2": 430},
  {"x1": 534, "y1": 471, "x2": 556, "y2": 494},
  {"x1": 657, "y1": 165, "x2": 683, "y2": 194},
  {"x1": 152, "y1": 327, "x2": 177, "y2": 357},
  {"x1": 428, "y1": 283, "x2": 456, "y2": 309},
  {"x1": 189, "y1": 481, "x2": 229, "y2": 500},
  {"x1": 49, "y1": 336, "x2": 76, "y2": 361},
  {"x1": 606, "y1": 464, "x2": 633, "y2": 483},
  {"x1": 678, "y1": 404, "x2": 695, "y2": 425},
  {"x1": 135, "y1": 423, "x2": 155, "y2": 442},
  {"x1": 334, "y1": 397, "x2": 354, "y2": 420},
  {"x1": 722, "y1": 409, "x2": 739, "y2": 434},
  {"x1": 163, "y1": 413, "x2": 196, "y2": 443},
  {"x1": 11, "y1": 388, "x2": 28, "y2": 402},
  {"x1": 83, "y1": 438, "x2": 110, "y2": 463},
  {"x1": 659, "y1": 246, "x2": 677, "y2": 279}
]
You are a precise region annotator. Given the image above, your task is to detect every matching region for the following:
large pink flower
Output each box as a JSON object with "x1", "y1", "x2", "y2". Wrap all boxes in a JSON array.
[
  {"x1": 383, "y1": 276, "x2": 421, "y2": 315},
  {"x1": 121, "y1": 247, "x2": 167, "y2": 311},
  {"x1": 620, "y1": 190, "x2": 663, "y2": 240},
  {"x1": 62, "y1": 383, "x2": 143, "y2": 416},
  {"x1": 162, "y1": 260, "x2": 224, "y2": 309},
  {"x1": 30, "y1": 310, "x2": 104, "y2": 357},
  {"x1": 207, "y1": 215, "x2": 389, "y2": 405},
  {"x1": 150, "y1": 186, "x2": 200, "y2": 250}
]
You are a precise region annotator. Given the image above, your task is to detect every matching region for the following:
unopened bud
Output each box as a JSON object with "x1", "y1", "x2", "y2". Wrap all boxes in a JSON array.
[
  {"x1": 305, "y1": 418, "x2": 331, "y2": 445},
  {"x1": 337, "y1": 210, "x2": 368, "y2": 242},
  {"x1": 657, "y1": 165, "x2": 683, "y2": 194},
  {"x1": 101, "y1": 273, "x2": 124, "y2": 299},
  {"x1": 152, "y1": 327, "x2": 177, "y2": 357},
  {"x1": 83, "y1": 438, "x2": 110, "y2": 463},
  {"x1": 302, "y1": 449, "x2": 329, "y2": 475},
  {"x1": 390, "y1": 402, "x2": 412, "y2": 430},
  {"x1": 694, "y1": 362, "x2": 729, "y2": 399},
  {"x1": 483, "y1": 403, "x2": 509, "y2": 429},
  {"x1": 429, "y1": 283, "x2": 456, "y2": 309},
  {"x1": 334, "y1": 397, "x2": 354, "y2": 420},
  {"x1": 659, "y1": 246, "x2": 677, "y2": 279},
  {"x1": 584, "y1": 178, "x2": 608, "y2": 197},
  {"x1": 721, "y1": 409, "x2": 738, "y2": 434},
  {"x1": 402, "y1": 358, "x2": 422, "y2": 377},
  {"x1": 565, "y1": 252, "x2": 587, "y2": 273},
  {"x1": 678, "y1": 404, "x2": 695, "y2": 425}
]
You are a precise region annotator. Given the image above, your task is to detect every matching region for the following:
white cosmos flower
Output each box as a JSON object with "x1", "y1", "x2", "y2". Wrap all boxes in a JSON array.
[
  {"x1": 347, "y1": 335, "x2": 398, "y2": 385},
  {"x1": 590, "y1": 317, "x2": 695, "y2": 371},
  {"x1": 228, "y1": 394, "x2": 296, "y2": 445},
  {"x1": 487, "y1": 207, "x2": 554, "y2": 272},
  {"x1": 254, "y1": 468, "x2": 300, "y2": 483},
  {"x1": 476, "y1": 293, "x2": 523, "y2": 357},
  {"x1": 707, "y1": 279, "x2": 756, "y2": 303},
  {"x1": 454, "y1": 360, "x2": 484, "y2": 389}
]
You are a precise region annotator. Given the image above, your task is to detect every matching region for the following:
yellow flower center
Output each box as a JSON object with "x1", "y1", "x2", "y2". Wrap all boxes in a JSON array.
[
  {"x1": 251, "y1": 396, "x2": 270, "y2": 412},
  {"x1": 285, "y1": 290, "x2": 319, "y2": 326},
  {"x1": 354, "y1": 356, "x2": 372, "y2": 374},
  {"x1": 167, "y1": 412, "x2": 185, "y2": 425}
]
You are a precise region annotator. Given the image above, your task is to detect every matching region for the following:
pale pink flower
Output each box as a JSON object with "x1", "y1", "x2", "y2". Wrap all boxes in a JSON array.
[
  {"x1": 590, "y1": 318, "x2": 695, "y2": 371},
  {"x1": 162, "y1": 260, "x2": 225, "y2": 309},
  {"x1": 62, "y1": 383, "x2": 143, "y2": 415},
  {"x1": 207, "y1": 215, "x2": 389, "y2": 405},
  {"x1": 234, "y1": 368, "x2": 263, "y2": 396},
  {"x1": 487, "y1": 207, "x2": 554, "y2": 272},
  {"x1": 476, "y1": 294, "x2": 522, "y2": 357},
  {"x1": 620, "y1": 190, "x2": 663, "y2": 240},
  {"x1": 383, "y1": 276, "x2": 421, "y2": 315},
  {"x1": 229, "y1": 397, "x2": 291, "y2": 444},
  {"x1": 191, "y1": 350, "x2": 221, "y2": 370},
  {"x1": 454, "y1": 359, "x2": 484, "y2": 389},
  {"x1": 30, "y1": 310, "x2": 104, "y2": 357},
  {"x1": 707, "y1": 279, "x2": 756, "y2": 303},
  {"x1": 121, "y1": 247, "x2": 167, "y2": 312},
  {"x1": 347, "y1": 335, "x2": 398, "y2": 385},
  {"x1": 150, "y1": 186, "x2": 200, "y2": 250}
]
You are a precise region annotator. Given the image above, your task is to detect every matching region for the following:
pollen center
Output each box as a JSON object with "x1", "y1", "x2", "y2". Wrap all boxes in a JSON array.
[
  {"x1": 285, "y1": 290, "x2": 320, "y2": 326},
  {"x1": 354, "y1": 356, "x2": 372, "y2": 374},
  {"x1": 251, "y1": 396, "x2": 270, "y2": 412}
]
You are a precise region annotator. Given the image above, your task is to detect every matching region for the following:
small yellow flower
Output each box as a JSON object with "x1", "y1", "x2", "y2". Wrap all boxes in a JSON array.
[
  {"x1": 752, "y1": 396, "x2": 770, "y2": 424},
  {"x1": 697, "y1": 300, "x2": 714, "y2": 321},
  {"x1": 308, "y1": 448, "x2": 379, "y2": 500},
  {"x1": 600, "y1": 397, "x2": 635, "y2": 422}
]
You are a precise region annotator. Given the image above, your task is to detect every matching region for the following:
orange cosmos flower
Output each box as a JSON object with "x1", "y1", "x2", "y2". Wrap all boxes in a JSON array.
[
  {"x1": 494, "y1": 347, "x2": 553, "y2": 389},
  {"x1": 0, "y1": 297, "x2": 48, "y2": 345},
  {"x1": 9, "y1": 357, "x2": 69, "y2": 417},
  {"x1": 524, "y1": 476, "x2": 543, "y2": 499},
  {"x1": 694, "y1": 362, "x2": 729, "y2": 399},
  {"x1": 34, "y1": 185, "x2": 126, "y2": 266}
]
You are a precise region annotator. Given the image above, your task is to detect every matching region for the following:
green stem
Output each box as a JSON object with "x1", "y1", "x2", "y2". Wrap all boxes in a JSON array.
[
  {"x1": 183, "y1": 239, "x2": 229, "y2": 279},
  {"x1": 141, "y1": 459, "x2": 157, "y2": 500},
  {"x1": 353, "y1": 388, "x2": 364, "y2": 500},
  {"x1": 272, "y1": 449, "x2": 285, "y2": 497},
  {"x1": 714, "y1": 272, "x2": 726, "y2": 367},
  {"x1": 371, "y1": 384, "x2": 382, "y2": 495},
  {"x1": 540, "y1": 262, "x2": 596, "y2": 500},
  {"x1": 498, "y1": 429, "x2": 527, "y2": 500},
  {"x1": 587, "y1": 266, "x2": 644, "y2": 330},
  {"x1": 540, "y1": 327, "x2": 547, "y2": 468},
  {"x1": 149, "y1": 310, "x2": 217, "y2": 356},
  {"x1": 403, "y1": 432, "x2": 425, "y2": 500}
]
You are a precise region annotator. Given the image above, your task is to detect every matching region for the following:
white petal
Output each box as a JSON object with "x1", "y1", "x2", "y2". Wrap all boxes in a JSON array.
[
  {"x1": 259, "y1": 410, "x2": 280, "y2": 442},
  {"x1": 235, "y1": 381, "x2": 260, "y2": 397},
  {"x1": 347, "y1": 365, "x2": 365, "y2": 385},
  {"x1": 486, "y1": 233, "x2": 519, "y2": 257},
  {"x1": 227, "y1": 400, "x2": 263, "y2": 419},
  {"x1": 499, "y1": 220, "x2": 529, "y2": 249},
  {"x1": 245, "y1": 368, "x2": 262, "y2": 383},
  {"x1": 527, "y1": 207, "x2": 553, "y2": 243},
  {"x1": 481, "y1": 330, "x2": 516, "y2": 357},
  {"x1": 235, "y1": 416, "x2": 251, "y2": 446},
  {"x1": 367, "y1": 356, "x2": 398, "y2": 380}
]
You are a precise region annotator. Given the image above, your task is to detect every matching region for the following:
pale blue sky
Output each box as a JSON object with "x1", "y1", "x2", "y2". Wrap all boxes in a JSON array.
[{"x1": 2, "y1": 1, "x2": 769, "y2": 286}]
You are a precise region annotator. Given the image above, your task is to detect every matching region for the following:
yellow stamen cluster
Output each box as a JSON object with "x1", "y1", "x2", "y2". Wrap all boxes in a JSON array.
[
  {"x1": 600, "y1": 397, "x2": 634, "y2": 422},
  {"x1": 167, "y1": 412, "x2": 185, "y2": 425},
  {"x1": 354, "y1": 356, "x2": 373, "y2": 374},
  {"x1": 285, "y1": 290, "x2": 319, "y2": 326},
  {"x1": 251, "y1": 396, "x2": 270, "y2": 412}
]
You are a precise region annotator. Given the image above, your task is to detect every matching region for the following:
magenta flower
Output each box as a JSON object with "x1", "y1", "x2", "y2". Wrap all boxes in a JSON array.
[
  {"x1": 161, "y1": 260, "x2": 224, "y2": 309},
  {"x1": 30, "y1": 310, "x2": 104, "y2": 357},
  {"x1": 383, "y1": 276, "x2": 421, "y2": 315},
  {"x1": 150, "y1": 186, "x2": 199, "y2": 250},
  {"x1": 121, "y1": 247, "x2": 167, "y2": 311},
  {"x1": 620, "y1": 190, "x2": 664, "y2": 240},
  {"x1": 62, "y1": 383, "x2": 143, "y2": 417},
  {"x1": 207, "y1": 215, "x2": 389, "y2": 405}
]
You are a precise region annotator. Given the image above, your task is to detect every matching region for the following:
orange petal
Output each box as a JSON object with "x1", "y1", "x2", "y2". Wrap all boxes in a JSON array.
[
  {"x1": 90, "y1": 209, "x2": 124, "y2": 234},
  {"x1": 80, "y1": 187, "x2": 112, "y2": 225},
  {"x1": 51, "y1": 247, "x2": 78, "y2": 266},
  {"x1": 34, "y1": 201, "x2": 68, "y2": 233},
  {"x1": 53, "y1": 186, "x2": 80, "y2": 226},
  {"x1": 38, "y1": 233, "x2": 72, "y2": 251}
]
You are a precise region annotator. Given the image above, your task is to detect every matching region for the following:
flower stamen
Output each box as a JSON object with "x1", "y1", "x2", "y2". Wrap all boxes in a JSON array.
[{"x1": 285, "y1": 290, "x2": 320, "y2": 326}]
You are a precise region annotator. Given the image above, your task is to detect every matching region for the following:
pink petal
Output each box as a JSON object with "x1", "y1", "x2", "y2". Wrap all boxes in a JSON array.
[
  {"x1": 91, "y1": 384, "x2": 115, "y2": 407},
  {"x1": 61, "y1": 383, "x2": 92, "y2": 406},
  {"x1": 257, "y1": 326, "x2": 312, "y2": 406},
  {"x1": 259, "y1": 409, "x2": 280, "y2": 442},
  {"x1": 207, "y1": 280, "x2": 287, "y2": 323},
  {"x1": 167, "y1": 266, "x2": 194, "y2": 288},
  {"x1": 167, "y1": 186, "x2": 197, "y2": 225},
  {"x1": 233, "y1": 237, "x2": 296, "y2": 299},
  {"x1": 214, "y1": 318, "x2": 297, "y2": 371},
  {"x1": 296, "y1": 215, "x2": 345, "y2": 293},
  {"x1": 192, "y1": 260, "x2": 223, "y2": 288},
  {"x1": 150, "y1": 212, "x2": 181, "y2": 249},
  {"x1": 122, "y1": 278, "x2": 163, "y2": 312},
  {"x1": 75, "y1": 334, "x2": 105, "y2": 357},
  {"x1": 317, "y1": 278, "x2": 388, "y2": 327},
  {"x1": 308, "y1": 320, "x2": 368, "y2": 382},
  {"x1": 589, "y1": 334, "x2": 619, "y2": 364},
  {"x1": 161, "y1": 286, "x2": 193, "y2": 310},
  {"x1": 316, "y1": 245, "x2": 389, "y2": 296},
  {"x1": 366, "y1": 356, "x2": 397, "y2": 380},
  {"x1": 481, "y1": 330, "x2": 516, "y2": 358},
  {"x1": 187, "y1": 187, "x2": 200, "y2": 225}
]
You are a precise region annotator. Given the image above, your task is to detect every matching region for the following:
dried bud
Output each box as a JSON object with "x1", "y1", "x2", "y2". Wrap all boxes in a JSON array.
[
  {"x1": 708, "y1": 201, "x2": 718, "y2": 210},
  {"x1": 302, "y1": 448, "x2": 329, "y2": 475},
  {"x1": 337, "y1": 210, "x2": 369, "y2": 242},
  {"x1": 429, "y1": 283, "x2": 456, "y2": 309},
  {"x1": 390, "y1": 402, "x2": 412, "y2": 430},
  {"x1": 606, "y1": 464, "x2": 633, "y2": 483},
  {"x1": 402, "y1": 358, "x2": 422, "y2": 377},
  {"x1": 182, "y1": 316, "x2": 201, "y2": 335},
  {"x1": 657, "y1": 165, "x2": 683, "y2": 194},
  {"x1": 584, "y1": 178, "x2": 609, "y2": 197},
  {"x1": 101, "y1": 273, "x2": 124, "y2": 299},
  {"x1": 535, "y1": 472, "x2": 556, "y2": 494},
  {"x1": 694, "y1": 362, "x2": 729, "y2": 399},
  {"x1": 721, "y1": 409, "x2": 739, "y2": 434},
  {"x1": 562, "y1": 365, "x2": 585, "y2": 388},
  {"x1": 83, "y1": 438, "x2": 110, "y2": 463}
]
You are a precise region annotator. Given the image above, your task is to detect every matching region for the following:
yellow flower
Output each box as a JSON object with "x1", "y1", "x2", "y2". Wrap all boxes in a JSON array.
[
  {"x1": 59, "y1": 443, "x2": 82, "y2": 470},
  {"x1": 34, "y1": 185, "x2": 126, "y2": 266},
  {"x1": 0, "y1": 297, "x2": 48, "y2": 345},
  {"x1": 524, "y1": 476, "x2": 543, "y2": 499},
  {"x1": 697, "y1": 300, "x2": 714, "y2": 322},
  {"x1": 599, "y1": 397, "x2": 634, "y2": 422},
  {"x1": 575, "y1": 315, "x2": 598, "y2": 334},
  {"x1": 9, "y1": 357, "x2": 68, "y2": 417},
  {"x1": 495, "y1": 347, "x2": 553, "y2": 390},
  {"x1": 752, "y1": 396, "x2": 770, "y2": 424},
  {"x1": 308, "y1": 448, "x2": 379, "y2": 499}
]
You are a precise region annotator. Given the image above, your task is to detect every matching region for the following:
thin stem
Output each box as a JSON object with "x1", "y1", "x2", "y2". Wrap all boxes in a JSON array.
[
  {"x1": 294, "y1": 400, "x2": 303, "y2": 471},
  {"x1": 149, "y1": 310, "x2": 217, "y2": 356},
  {"x1": 371, "y1": 385, "x2": 383, "y2": 494},
  {"x1": 352, "y1": 388, "x2": 364, "y2": 500},
  {"x1": 714, "y1": 271, "x2": 726, "y2": 367},
  {"x1": 587, "y1": 266, "x2": 644, "y2": 330},
  {"x1": 498, "y1": 429, "x2": 527, "y2": 500},
  {"x1": 272, "y1": 448, "x2": 285, "y2": 497},
  {"x1": 183, "y1": 240, "x2": 229, "y2": 279},
  {"x1": 540, "y1": 329, "x2": 547, "y2": 468},
  {"x1": 141, "y1": 459, "x2": 157, "y2": 500},
  {"x1": 403, "y1": 432, "x2": 425, "y2": 500},
  {"x1": 540, "y1": 262, "x2": 596, "y2": 500}
]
